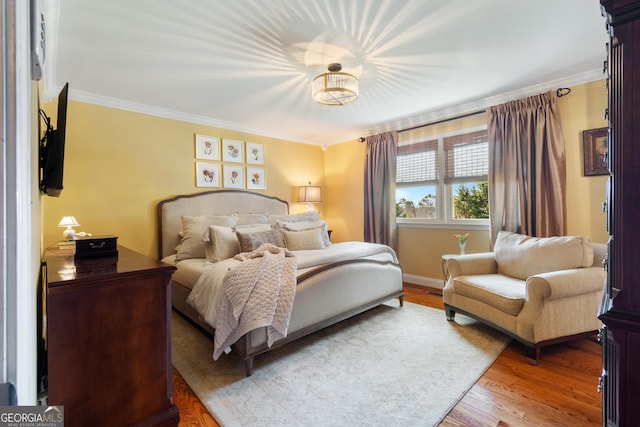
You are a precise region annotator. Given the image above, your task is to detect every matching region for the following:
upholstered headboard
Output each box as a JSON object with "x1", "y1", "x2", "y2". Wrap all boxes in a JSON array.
[{"x1": 157, "y1": 189, "x2": 289, "y2": 259}]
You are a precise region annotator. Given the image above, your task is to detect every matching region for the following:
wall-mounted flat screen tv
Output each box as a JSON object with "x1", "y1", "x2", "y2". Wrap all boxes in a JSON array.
[{"x1": 39, "y1": 82, "x2": 68, "y2": 197}]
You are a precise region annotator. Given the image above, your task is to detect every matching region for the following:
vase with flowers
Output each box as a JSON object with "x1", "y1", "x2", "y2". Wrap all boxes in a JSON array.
[{"x1": 453, "y1": 233, "x2": 470, "y2": 255}]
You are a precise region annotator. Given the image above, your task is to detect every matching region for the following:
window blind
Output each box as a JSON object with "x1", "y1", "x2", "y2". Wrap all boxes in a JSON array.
[
  {"x1": 444, "y1": 130, "x2": 488, "y2": 184},
  {"x1": 396, "y1": 139, "x2": 438, "y2": 184}
]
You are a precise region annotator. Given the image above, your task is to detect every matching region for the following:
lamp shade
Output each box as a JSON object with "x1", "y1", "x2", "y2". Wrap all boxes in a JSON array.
[
  {"x1": 58, "y1": 216, "x2": 79, "y2": 228},
  {"x1": 298, "y1": 185, "x2": 322, "y2": 203},
  {"x1": 58, "y1": 216, "x2": 80, "y2": 240}
]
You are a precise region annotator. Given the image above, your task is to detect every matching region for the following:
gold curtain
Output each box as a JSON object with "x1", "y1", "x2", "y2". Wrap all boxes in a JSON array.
[{"x1": 487, "y1": 91, "x2": 566, "y2": 246}]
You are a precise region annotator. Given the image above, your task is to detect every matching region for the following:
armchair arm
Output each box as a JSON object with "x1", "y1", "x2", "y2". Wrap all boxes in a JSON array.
[
  {"x1": 526, "y1": 267, "x2": 606, "y2": 302},
  {"x1": 447, "y1": 252, "x2": 498, "y2": 278}
]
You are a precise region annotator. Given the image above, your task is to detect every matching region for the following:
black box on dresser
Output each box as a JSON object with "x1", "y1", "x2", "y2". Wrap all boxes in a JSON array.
[{"x1": 74, "y1": 235, "x2": 118, "y2": 259}]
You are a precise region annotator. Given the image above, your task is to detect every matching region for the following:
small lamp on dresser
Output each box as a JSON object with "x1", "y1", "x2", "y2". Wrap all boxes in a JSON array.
[{"x1": 58, "y1": 216, "x2": 79, "y2": 241}]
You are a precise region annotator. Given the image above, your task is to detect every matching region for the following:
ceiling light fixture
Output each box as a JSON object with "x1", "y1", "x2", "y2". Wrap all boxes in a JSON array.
[{"x1": 312, "y1": 63, "x2": 358, "y2": 106}]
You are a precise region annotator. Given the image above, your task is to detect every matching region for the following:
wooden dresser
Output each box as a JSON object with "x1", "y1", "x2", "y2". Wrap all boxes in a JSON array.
[
  {"x1": 599, "y1": 1, "x2": 640, "y2": 426},
  {"x1": 45, "y1": 246, "x2": 179, "y2": 427}
]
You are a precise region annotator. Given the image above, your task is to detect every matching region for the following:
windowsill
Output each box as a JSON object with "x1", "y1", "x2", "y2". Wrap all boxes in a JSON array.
[{"x1": 396, "y1": 221, "x2": 489, "y2": 231}]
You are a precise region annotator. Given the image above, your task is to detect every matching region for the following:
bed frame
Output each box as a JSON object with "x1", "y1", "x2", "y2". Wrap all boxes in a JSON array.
[{"x1": 158, "y1": 189, "x2": 404, "y2": 375}]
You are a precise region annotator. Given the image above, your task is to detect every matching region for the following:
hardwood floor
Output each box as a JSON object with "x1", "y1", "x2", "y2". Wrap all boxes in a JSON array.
[{"x1": 172, "y1": 283, "x2": 602, "y2": 426}]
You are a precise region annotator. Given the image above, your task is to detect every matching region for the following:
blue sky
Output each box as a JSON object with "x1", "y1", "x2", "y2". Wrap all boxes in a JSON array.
[{"x1": 395, "y1": 186, "x2": 436, "y2": 204}]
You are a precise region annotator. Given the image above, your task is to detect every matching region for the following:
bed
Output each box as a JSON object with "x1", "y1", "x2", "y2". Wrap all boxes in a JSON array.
[{"x1": 158, "y1": 189, "x2": 404, "y2": 375}]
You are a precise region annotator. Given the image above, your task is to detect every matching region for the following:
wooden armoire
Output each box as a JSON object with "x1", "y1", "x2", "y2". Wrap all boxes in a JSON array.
[{"x1": 598, "y1": 1, "x2": 640, "y2": 426}]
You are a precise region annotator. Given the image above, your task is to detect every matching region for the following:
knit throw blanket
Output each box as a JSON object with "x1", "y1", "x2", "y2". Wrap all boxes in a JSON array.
[{"x1": 213, "y1": 244, "x2": 297, "y2": 360}]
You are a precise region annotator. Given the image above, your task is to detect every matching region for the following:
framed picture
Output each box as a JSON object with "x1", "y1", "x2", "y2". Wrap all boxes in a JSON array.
[
  {"x1": 195, "y1": 162, "x2": 220, "y2": 187},
  {"x1": 246, "y1": 142, "x2": 264, "y2": 165},
  {"x1": 246, "y1": 167, "x2": 266, "y2": 190},
  {"x1": 583, "y1": 127, "x2": 609, "y2": 176},
  {"x1": 222, "y1": 139, "x2": 244, "y2": 163},
  {"x1": 223, "y1": 165, "x2": 245, "y2": 188},
  {"x1": 195, "y1": 134, "x2": 219, "y2": 160}
]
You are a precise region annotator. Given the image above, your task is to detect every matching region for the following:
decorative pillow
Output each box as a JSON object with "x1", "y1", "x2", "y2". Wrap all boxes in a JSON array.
[
  {"x1": 268, "y1": 211, "x2": 319, "y2": 225},
  {"x1": 282, "y1": 227, "x2": 325, "y2": 250},
  {"x1": 204, "y1": 223, "x2": 271, "y2": 262},
  {"x1": 276, "y1": 219, "x2": 330, "y2": 247},
  {"x1": 494, "y1": 231, "x2": 594, "y2": 280},
  {"x1": 237, "y1": 229, "x2": 286, "y2": 253},
  {"x1": 175, "y1": 214, "x2": 237, "y2": 261},
  {"x1": 236, "y1": 212, "x2": 269, "y2": 225},
  {"x1": 204, "y1": 225, "x2": 240, "y2": 262}
]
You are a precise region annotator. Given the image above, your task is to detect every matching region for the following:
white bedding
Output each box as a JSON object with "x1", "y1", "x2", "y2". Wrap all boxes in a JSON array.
[{"x1": 184, "y1": 241, "x2": 398, "y2": 329}]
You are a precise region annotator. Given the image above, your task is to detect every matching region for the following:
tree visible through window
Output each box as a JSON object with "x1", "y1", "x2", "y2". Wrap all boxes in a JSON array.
[{"x1": 454, "y1": 183, "x2": 489, "y2": 219}]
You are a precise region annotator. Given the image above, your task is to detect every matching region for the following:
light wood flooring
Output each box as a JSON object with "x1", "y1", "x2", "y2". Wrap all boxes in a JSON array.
[{"x1": 172, "y1": 283, "x2": 603, "y2": 426}]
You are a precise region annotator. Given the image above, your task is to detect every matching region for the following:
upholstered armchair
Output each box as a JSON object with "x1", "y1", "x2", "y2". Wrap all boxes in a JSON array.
[{"x1": 443, "y1": 231, "x2": 606, "y2": 364}]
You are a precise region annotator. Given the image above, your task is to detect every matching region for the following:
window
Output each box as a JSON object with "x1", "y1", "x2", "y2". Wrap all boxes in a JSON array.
[{"x1": 396, "y1": 126, "x2": 489, "y2": 223}]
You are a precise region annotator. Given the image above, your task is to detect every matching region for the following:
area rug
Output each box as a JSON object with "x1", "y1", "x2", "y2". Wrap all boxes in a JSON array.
[{"x1": 171, "y1": 302, "x2": 510, "y2": 426}]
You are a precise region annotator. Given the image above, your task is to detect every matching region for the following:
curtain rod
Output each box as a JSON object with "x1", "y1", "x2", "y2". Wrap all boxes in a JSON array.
[
  {"x1": 358, "y1": 109, "x2": 485, "y2": 142},
  {"x1": 359, "y1": 87, "x2": 571, "y2": 141},
  {"x1": 397, "y1": 109, "x2": 486, "y2": 134}
]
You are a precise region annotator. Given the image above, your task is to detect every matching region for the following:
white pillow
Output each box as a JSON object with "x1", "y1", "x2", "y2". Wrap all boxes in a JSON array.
[
  {"x1": 205, "y1": 225, "x2": 240, "y2": 262},
  {"x1": 268, "y1": 211, "x2": 319, "y2": 225},
  {"x1": 282, "y1": 227, "x2": 325, "y2": 250},
  {"x1": 204, "y1": 223, "x2": 271, "y2": 262},
  {"x1": 494, "y1": 231, "x2": 594, "y2": 280},
  {"x1": 175, "y1": 214, "x2": 237, "y2": 261},
  {"x1": 277, "y1": 220, "x2": 330, "y2": 247},
  {"x1": 236, "y1": 212, "x2": 269, "y2": 225}
]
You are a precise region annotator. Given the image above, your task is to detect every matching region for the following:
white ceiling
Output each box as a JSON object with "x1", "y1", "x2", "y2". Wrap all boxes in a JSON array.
[{"x1": 47, "y1": 0, "x2": 608, "y2": 146}]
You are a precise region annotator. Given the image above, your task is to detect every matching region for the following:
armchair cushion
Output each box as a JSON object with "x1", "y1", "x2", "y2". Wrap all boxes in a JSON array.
[
  {"x1": 494, "y1": 231, "x2": 594, "y2": 280},
  {"x1": 453, "y1": 274, "x2": 525, "y2": 315}
]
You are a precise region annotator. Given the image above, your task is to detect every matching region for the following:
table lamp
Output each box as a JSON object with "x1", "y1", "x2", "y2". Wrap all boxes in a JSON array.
[{"x1": 58, "y1": 216, "x2": 80, "y2": 240}]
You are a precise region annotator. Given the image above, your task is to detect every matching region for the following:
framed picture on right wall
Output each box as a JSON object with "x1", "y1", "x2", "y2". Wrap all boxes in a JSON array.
[{"x1": 582, "y1": 127, "x2": 608, "y2": 176}]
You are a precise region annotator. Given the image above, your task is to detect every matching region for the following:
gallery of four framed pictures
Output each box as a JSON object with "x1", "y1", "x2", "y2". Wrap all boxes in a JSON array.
[{"x1": 194, "y1": 134, "x2": 266, "y2": 190}]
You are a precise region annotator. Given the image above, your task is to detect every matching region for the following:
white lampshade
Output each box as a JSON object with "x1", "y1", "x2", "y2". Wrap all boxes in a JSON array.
[
  {"x1": 58, "y1": 216, "x2": 80, "y2": 240},
  {"x1": 298, "y1": 184, "x2": 322, "y2": 211}
]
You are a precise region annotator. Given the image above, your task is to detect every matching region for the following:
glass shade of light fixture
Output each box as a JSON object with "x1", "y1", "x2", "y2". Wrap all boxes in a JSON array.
[
  {"x1": 312, "y1": 63, "x2": 358, "y2": 106},
  {"x1": 298, "y1": 182, "x2": 322, "y2": 211},
  {"x1": 58, "y1": 216, "x2": 80, "y2": 240}
]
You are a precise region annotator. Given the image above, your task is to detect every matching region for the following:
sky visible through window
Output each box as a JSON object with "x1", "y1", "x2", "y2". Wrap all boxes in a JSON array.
[
  {"x1": 396, "y1": 186, "x2": 435, "y2": 204},
  {"x1": 396, "y1": 184, "x2": 481, "y2": 204}
]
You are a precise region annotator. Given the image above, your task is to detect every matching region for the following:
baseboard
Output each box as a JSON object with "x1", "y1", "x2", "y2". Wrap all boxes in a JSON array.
[{"x1": 402, "y1": 273, "x2": 443, "y2": 290}]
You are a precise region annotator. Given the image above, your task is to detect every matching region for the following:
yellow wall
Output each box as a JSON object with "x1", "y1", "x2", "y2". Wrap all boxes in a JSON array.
[
  {"x1": 42, "y1": 101, "x2": 324, "y2": 258},
  {"x1": 324, "y1": 140, "x2": 365, "y2": 242},
  {"x1": 43, "y1": 79, "x2": 608, "y2": 283},
  {"x1": 558, "y1": 80, "x2": 609, "y2": 243}
]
